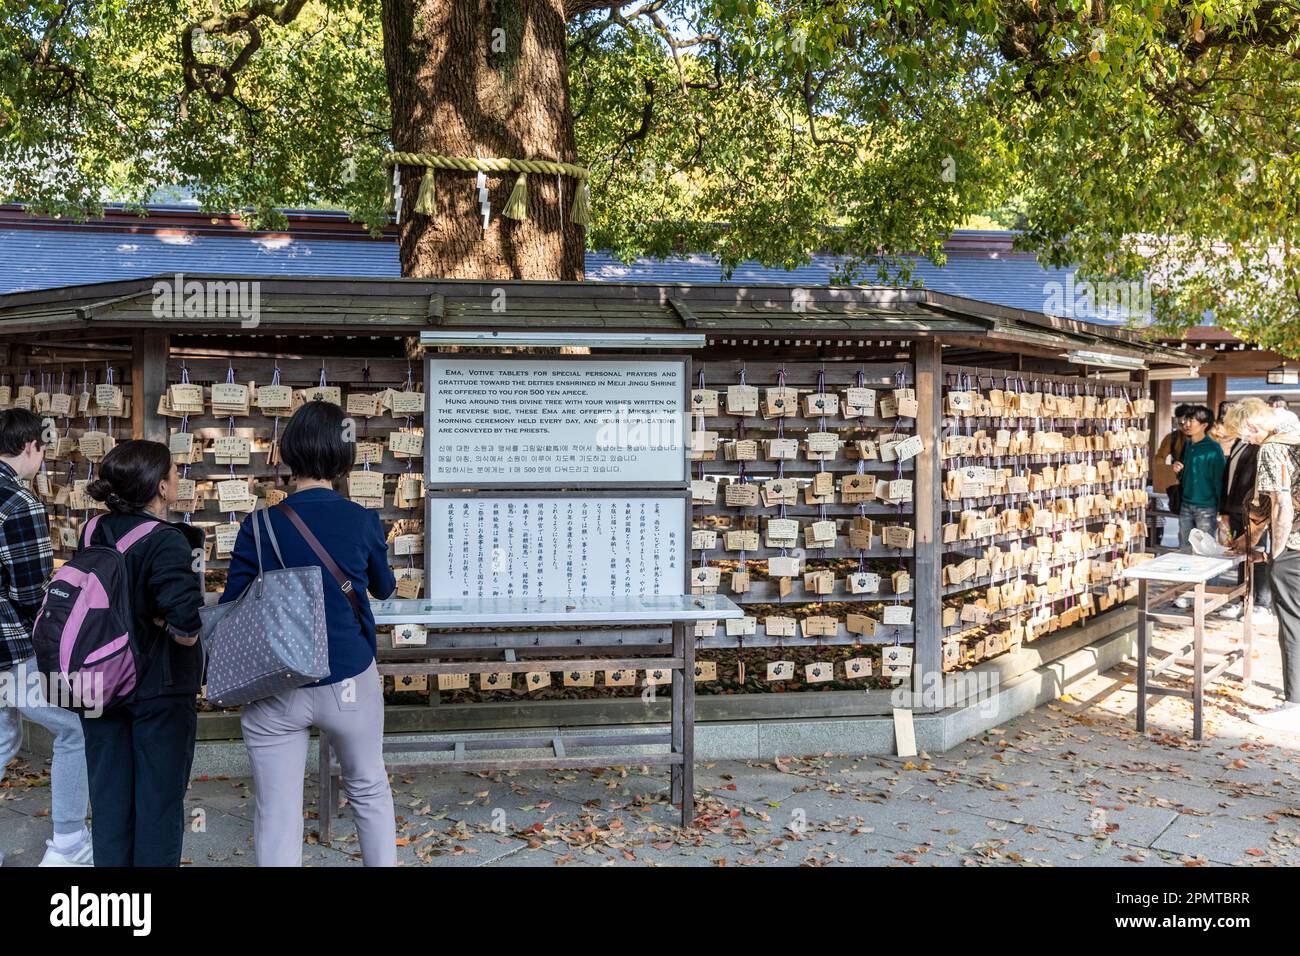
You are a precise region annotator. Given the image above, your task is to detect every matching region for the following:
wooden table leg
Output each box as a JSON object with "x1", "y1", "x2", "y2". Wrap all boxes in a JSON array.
[
  {"x1": 1193, "y1": 582, "x2": 1206, "y2": 742},
  {"x1": 681, "y1": 622, "x2": 695, "y2": 829},
  {"x1": 318, "y1": 730, "x2": 333, "y2": 847},
  {"x1": 1242, "y1": 558, "x2": 1254, "y2": 689},
  {"x1": 1137, "y1": 579, "x2": 1149, "y2": 733},
  {"x1": 670, "y1": 621, "x2": 683, "y2": 810}
]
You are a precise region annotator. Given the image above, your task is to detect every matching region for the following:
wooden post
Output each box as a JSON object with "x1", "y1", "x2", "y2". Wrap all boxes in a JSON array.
[
  {"x1": 1193, "y1": 583, "x2": 1205, "y2": 741},
  {"x1": 1135, "y1": 370, "x2": 1154, "y2": 550},
  {"x1": 1150, "y1": 378, "x2": 1172, "y2": 468},
  {"x1": 1206, "y1": 372, "x2": 1227, "y2": 416},
  {"x1": 681, "y1": 621, "x2": 695, "y2": 827},
  {"x1": 1242, "y1": 558, "x2": 1254, "y2": 688},
  {"x1": 131, "y1": 332, "x2": 170, "y2": 442},
  {"x1": 670, "y1": 622, "x2": 683, "y2": 808},
  {"x1": 911, "y1": 338, "x2": 943, "y2": 711},
  {"x1": 1136, "y1": 579, "x2": 1149, "y2": 733}
]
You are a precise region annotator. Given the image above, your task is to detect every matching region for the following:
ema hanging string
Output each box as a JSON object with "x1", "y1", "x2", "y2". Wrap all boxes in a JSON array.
[
  {"x1": 179, "y1": 364, "x2": 194, "y2": 526},
  {"x1": 383, "y1": 152, "x2": 591, "y2": 226},
  {"x1": 225, "y1": 363, "x2": 238, "y2": 526}
]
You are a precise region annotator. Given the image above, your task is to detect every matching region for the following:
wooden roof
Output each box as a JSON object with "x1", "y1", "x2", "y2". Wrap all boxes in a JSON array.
[{"x1": 0, "y1": 274, "x2": 1199, "y2": 368}]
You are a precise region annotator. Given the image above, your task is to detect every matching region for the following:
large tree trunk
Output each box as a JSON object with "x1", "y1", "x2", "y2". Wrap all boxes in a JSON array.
[{"x1": 381, "y1": 0, "x2": 585, "y2": 280}]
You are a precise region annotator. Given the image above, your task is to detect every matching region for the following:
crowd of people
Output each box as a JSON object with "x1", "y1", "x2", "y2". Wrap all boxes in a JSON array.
[
  {"x1": 2, "y1": 390, "x2": 1299, "y2": 869},
  {"x1": 1154, "y1": 396, "x2": 1295, "y2": 618},
  {"x1": 1155, "y1": 395, "x2": 1300, "y2": 732},
  {"x1": 0, "y1": 402, "x2": 396, "y2": 867}
]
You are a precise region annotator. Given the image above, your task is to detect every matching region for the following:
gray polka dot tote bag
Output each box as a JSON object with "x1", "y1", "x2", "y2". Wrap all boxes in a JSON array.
[{"x1": 199, "y1": 505, "x2": 331, "y2": 707}]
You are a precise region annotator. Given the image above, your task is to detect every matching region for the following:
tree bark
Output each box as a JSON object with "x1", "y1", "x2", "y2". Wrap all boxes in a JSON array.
[{"x1": 381, "y1": 0, "x2": 584, "y2": 280}]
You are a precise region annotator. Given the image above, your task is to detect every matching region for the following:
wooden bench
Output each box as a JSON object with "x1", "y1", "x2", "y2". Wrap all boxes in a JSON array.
[{"x1": 316, "y1": 594, "x2": 743, "y2": 842}]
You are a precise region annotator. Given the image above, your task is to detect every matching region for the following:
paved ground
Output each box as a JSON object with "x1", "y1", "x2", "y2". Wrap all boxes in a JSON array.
[{"x1": 3, "y1": 614, "x2": 1299, "y2": 867}]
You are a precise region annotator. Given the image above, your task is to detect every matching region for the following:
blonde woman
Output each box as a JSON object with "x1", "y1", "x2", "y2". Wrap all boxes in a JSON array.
[{"x1": 1224, "y1": 398, "x2": 1300, "y2": 731}]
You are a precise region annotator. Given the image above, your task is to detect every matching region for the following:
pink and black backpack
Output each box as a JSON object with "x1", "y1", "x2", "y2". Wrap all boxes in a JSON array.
[{"x1": 33, "y1": 515, "x2": 163, "y2": 714}]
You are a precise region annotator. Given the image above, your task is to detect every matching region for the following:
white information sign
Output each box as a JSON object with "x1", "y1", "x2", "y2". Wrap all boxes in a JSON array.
[
  {"x1": 428, "y1": 495, "x2": 686, "y2": 599},
  {"x1": 427, "y1": 357, "x2": 686, "y2": 485}
]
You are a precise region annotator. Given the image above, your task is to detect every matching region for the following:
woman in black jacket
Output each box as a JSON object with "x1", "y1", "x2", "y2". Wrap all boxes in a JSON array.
[
  {"x1": 80, "y1": 440, "x2": 205, "y2": 867},
  {"x1": 1218, "y1": 409, "x2": 1274, "y2": 622}
]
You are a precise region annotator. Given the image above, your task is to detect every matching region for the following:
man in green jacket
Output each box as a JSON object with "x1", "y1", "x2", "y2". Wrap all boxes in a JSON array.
[{"x1": 1175, "y1": 404, "x2": 1227, "y2": 550}]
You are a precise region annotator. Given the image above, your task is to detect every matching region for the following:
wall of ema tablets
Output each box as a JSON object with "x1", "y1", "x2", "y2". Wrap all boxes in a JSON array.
[
  {"x1": 4, "y1": 350, "x2": 1153, "y2": 696},
  {"x1": 937, "y1": 365, "x2": 1152, "y2": 671},
  {"x1": 683, "y1": 360, "x2": 920, "y2": 682}
]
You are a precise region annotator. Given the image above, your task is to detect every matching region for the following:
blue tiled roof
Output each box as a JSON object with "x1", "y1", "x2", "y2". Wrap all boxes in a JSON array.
[
  {"x1": 0, "y1": 220, "x2": 1127, "y2": 324},
  {"x1": 0, "y1": 227, "x2": 401, "y2": 291},
  {"x1": 584, "y1": 251, "x2": 1107, "y2": 319}
]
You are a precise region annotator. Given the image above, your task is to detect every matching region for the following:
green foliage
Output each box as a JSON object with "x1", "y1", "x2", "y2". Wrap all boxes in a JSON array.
[
  {"x1": 574, "y1": 2, "x2": 1007, "y2": 283},
  {"x1": 3, "y1": 2, "x2": 1300, "y2": 352},
  {"x1": 0, "y1": 1, "x2": 388, "y2": 228}
]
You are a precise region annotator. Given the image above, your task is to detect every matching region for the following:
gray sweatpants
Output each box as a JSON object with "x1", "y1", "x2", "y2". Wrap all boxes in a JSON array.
[
  {"x1": 0, "y1": 655, "x2": 89, "y2": 838},
  {"x1": 240, "y1": 660, "x2": 395, "y2": 866}
]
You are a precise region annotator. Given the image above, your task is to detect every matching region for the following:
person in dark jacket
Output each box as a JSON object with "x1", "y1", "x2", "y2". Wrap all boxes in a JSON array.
[
  {"x1": 1174, "y1": 405, "x2": 1226, "y2": 546},
  {"x1": 79, "y1": 439, "x2": 205, "y2": 867},
  {"x1": 1172, "y1": 405, "x2": 1226, "y2": 608},
  {"x1": 220, "y1": 400, "x2": 396, "y2": 866},
  {"x1": 1218, "y1": 406, "x2": 1274, "y2": 622}
]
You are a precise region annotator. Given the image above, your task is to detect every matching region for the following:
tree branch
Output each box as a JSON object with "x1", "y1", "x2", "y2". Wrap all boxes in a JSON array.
[
  {"x1": 601, "y1": 76, "x2": 656, "y2": 171},
  {"x1": 179, "y1": 0, "x2": 311, "y2": 109},
  {"x1": 566, "y1": 0, "x2": 624, "y2": 19},
  {"x1": 803, "y1": 69, "x2": 853, "y2": 148}
]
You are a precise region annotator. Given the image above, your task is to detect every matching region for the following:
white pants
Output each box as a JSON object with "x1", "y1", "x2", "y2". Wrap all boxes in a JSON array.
[{"x1": 239, "y1": 660, "x2": 394, "y2": 866}]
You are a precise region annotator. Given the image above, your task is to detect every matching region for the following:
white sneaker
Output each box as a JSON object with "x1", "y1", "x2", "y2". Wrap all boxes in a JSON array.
[
  {"x1": 38, "y1": 837, "x2": 93, "y2": 867},
  {"x1": 1219, "y1": 603, "x2": 1243, "y2": 620},
  {"x1": 1174, "y1": 596, "x2": 1192, "y2": 610},
  {"x1": 1250, "y1": 702, "x2": 1300, "y2": 733},
  {"x1": 1251, "y1": 607, "x2": 1276, "y2": 625}
]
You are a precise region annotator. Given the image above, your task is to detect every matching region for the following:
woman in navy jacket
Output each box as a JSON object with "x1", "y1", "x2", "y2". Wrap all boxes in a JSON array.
[
  {"x1": 81, "y1": 440, "x2": 206, "y2": 867},
  {"x1": 220, "y1": 400, "x2": 396, "y2": 866}
]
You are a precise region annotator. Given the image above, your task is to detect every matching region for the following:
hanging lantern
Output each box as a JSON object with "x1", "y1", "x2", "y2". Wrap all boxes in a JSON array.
[{"x1": 1267, "y1": 364, "x2": 1299, "y2": 386}]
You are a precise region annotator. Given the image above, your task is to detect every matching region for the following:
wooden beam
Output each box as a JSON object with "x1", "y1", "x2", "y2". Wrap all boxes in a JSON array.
[
  {"x1": 934, "y1": 333, "x2": 1064, "y2": 364},
  {"x1": 666, "y1": 296, "x2": 699, "y2": 328},
  {"x1": 911, "y1": 338, "x2": 943, "y2": 711},
  {"x1": 1193, "y1": 355, "x2": 1285, "y2": 375},
  {"x1": 426, "y1": 293, "x2": 444, "y2": 325},
  {"x1": 131, "y1": 332, "x2": 169, "y2": 442}
]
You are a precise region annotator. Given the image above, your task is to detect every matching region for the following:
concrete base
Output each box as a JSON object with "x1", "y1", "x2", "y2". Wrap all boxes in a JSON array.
[{"x1": 20, "y1": 619, "x2": 1138, "y2": 776}]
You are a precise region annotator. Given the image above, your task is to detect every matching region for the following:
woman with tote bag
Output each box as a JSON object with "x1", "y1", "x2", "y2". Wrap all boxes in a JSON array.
[{"x1": 220, "y1": 400, "x2": 398, "y2": 866}]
